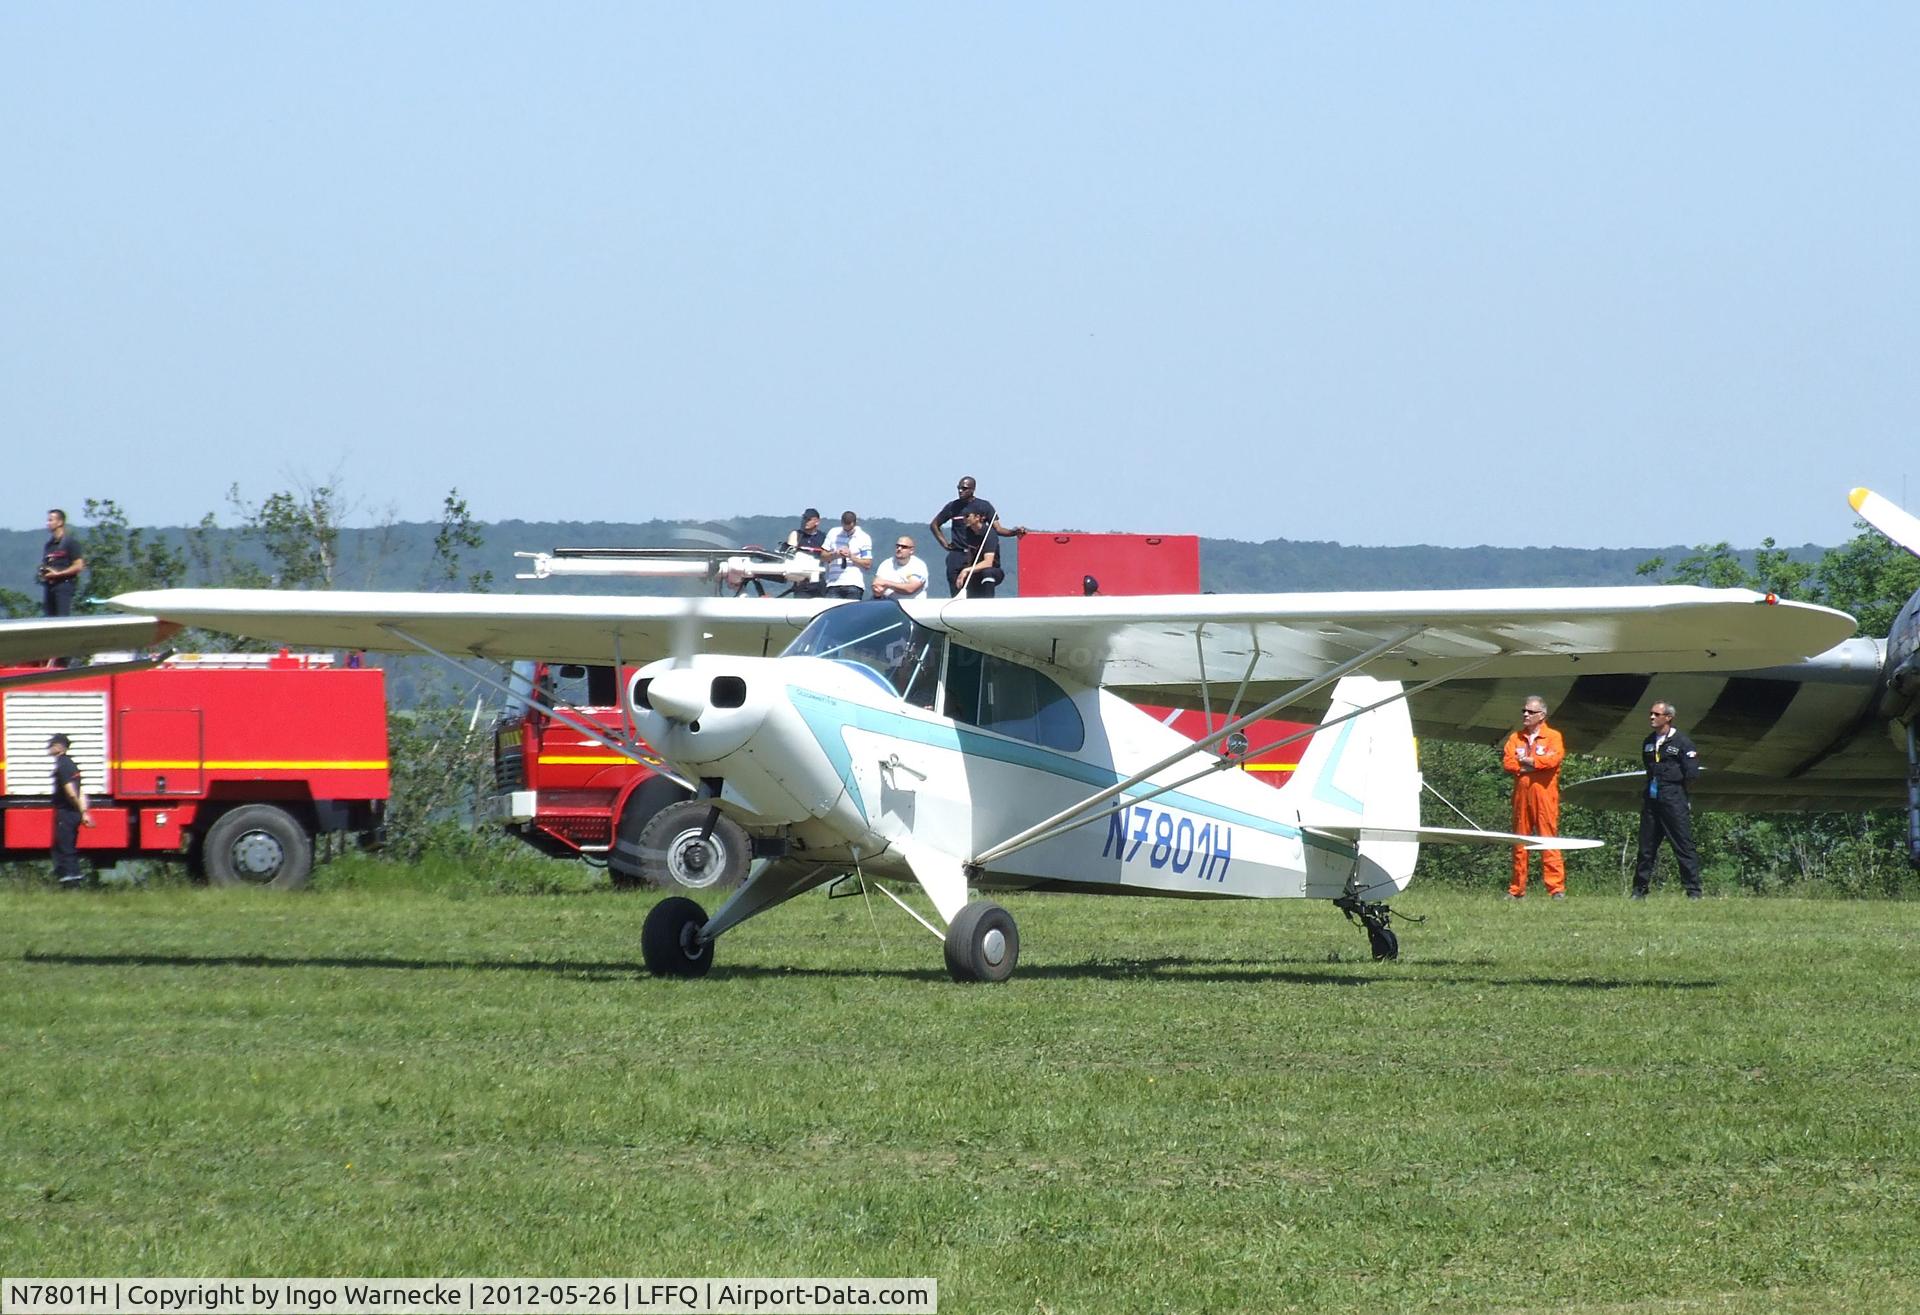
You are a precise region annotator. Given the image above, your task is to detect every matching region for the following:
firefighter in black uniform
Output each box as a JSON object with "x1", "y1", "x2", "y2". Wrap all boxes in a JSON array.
[
  {"x1": 38, "y1": 508, "x2": 86, "y2": 617},
  {"x1": 1632, "y1": 700, "x2": 1703, "y2": 899},
  {"x1": 46, "y1": 733, "x2": 94, "y2": 888},
  {"x1": 929, "y1": 476, "x2": 1027, "y2": 597}
]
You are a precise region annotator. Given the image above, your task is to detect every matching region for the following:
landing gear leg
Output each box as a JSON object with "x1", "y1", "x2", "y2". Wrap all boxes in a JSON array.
[
  {"x1": 1334, "y1": 894, "x2": 1400, "y2": 962},
  {"x1": 1907, "y1": 721, "x2": 1920, "y2": 870}
]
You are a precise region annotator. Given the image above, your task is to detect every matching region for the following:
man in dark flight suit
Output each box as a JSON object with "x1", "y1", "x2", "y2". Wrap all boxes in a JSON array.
[{"x1": 1632, "y1": 700, "x2": 1703, "y2": 899}]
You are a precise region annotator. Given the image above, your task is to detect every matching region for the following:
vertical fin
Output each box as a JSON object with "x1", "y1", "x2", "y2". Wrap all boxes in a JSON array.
[{"x1": 1280, "y1": 674, "x2": 1420, "y2": 897}]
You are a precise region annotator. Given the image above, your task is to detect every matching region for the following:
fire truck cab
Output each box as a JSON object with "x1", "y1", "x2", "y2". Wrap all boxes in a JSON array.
[
  {"x1": 487, "y1": 660, "x2": 745, "y2": 891},
  {"x1": 0, "y1": 651, "x2": 389, "y2": 888}
]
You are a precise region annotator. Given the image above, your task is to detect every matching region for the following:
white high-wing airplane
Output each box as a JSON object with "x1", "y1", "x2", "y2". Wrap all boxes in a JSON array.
[{"x1": 111, "y1": 583, "x2": 1852, "y2": 980}]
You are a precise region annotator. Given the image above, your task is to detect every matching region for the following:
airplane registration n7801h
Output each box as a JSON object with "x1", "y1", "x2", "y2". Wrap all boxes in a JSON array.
[{"x1": 112, "y1": 584, "x2": 1853, "y2": 981}]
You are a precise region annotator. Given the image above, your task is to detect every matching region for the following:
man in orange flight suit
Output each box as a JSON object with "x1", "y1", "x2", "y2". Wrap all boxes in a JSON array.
[{"x1": 1502, "y1": 696, "x2": 1566, "y2": 898}]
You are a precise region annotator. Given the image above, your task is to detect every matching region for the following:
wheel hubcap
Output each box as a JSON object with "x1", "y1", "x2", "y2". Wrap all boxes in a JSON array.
[
  {"x1": 667, "y1": 829, "x2": 724, "y2": 888},
  {"x1": 232, "y1": 830, "x2": 285, "y2": 880},
  {"x1": 679, "y1": 921, "x2": 708, "y2": 960},
  {"x1": 981, "y1": 927, "x2": 1007, "y2": 967}
]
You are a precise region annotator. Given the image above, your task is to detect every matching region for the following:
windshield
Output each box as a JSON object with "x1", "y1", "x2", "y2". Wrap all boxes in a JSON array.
[{"x1": 783, "y1": 600, "x2": 945, "y2": 707}]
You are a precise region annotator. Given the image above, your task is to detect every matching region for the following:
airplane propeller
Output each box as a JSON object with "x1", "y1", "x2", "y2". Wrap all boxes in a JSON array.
[{"x1": 1851, "y1": 487, "x2": 1920, "y2": 559}]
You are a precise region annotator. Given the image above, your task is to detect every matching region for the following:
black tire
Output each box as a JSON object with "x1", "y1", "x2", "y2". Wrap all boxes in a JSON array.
[
  {"x1": 1368, "y1": 925, "x2": 1400, "y2": 962},
  {"x1": 609, "y1": 777, "x2": 692, "y2": 889},
  {"x1": 630, "y1": 799, "x2": 749, "y2": 892},
  {"x1": 943, "y1": 900, "x2": 1020, "y2": 983},
  {"x1": 641, "y1": 896, "x2": 713, "y2": 978},
  {"x1": 202, "y1": 804, "x2": 314, "y2": 890}
]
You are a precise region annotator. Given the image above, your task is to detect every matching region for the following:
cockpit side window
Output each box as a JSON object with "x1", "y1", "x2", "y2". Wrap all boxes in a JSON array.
[{"x1": 942, "y1": 643, "x2": 1085, "y2": 752}]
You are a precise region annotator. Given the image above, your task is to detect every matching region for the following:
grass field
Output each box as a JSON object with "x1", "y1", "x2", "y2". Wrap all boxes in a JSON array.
[{"x1": 3, "y1": 867, "x2": 1917, "y2": 1313}]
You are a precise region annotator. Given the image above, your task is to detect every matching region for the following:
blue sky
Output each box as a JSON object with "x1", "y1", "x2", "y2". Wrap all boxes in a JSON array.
[{"x1": 5, "y1": 3, "x2": 1916, "y2": 548}]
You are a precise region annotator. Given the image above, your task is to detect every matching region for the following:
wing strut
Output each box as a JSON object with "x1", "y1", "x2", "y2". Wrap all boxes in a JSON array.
[
  {"x1": 380, "y1": 624, "x2": 696, "y2": 791},
  {"x1": 971, "y1": 624, "x2": 1428, "y2": 867}
]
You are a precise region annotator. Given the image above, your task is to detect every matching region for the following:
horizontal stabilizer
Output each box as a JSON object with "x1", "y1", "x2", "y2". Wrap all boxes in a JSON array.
[{"x1": 1303, "y1": 824, "x2": 1604, "y2": 851}]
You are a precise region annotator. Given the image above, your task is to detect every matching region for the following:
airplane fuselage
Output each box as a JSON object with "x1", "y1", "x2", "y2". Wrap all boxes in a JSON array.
[{"x1": 629, "y1": 602, "x2": 1377, "y2": 903}]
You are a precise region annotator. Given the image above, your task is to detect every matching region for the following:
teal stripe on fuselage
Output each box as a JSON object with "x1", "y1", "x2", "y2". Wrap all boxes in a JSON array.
[{"x1": 786, "y1": 685, "x2": 1328, "y2": 847}]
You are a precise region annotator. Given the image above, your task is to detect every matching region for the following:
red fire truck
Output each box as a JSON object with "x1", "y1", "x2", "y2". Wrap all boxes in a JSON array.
[
  {"x1": 0, "y1": 652, "x2": 389, "y2": 888},
  {"x1": 484, "y1": 533, "x2": 1308, "y2": 889}
]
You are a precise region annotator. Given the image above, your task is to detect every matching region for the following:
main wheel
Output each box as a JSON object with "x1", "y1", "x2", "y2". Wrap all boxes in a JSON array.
[
  {"x1": 202, "y1": 804, "x2": 315, "y2": 890},
  {"x1": 632, "y1": 800, "x2": 749, "y2": 891},
  {"x1": 641, "y1": 896, "x2": 713, "y2": 977},
  {"x1": 943, "y1": 900, "x2": 1020, "y2": 983},
  {"x1": 1367, "y1": 924, "x2": 1400, "y2": 961}
]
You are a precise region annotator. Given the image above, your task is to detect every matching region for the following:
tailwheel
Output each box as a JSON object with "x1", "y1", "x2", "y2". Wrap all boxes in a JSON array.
[
  {"x1": 1335, "y1": 894, "x2": 1402, "y2": 962},
  {"x1": 944, "y1": 900, "x2": 1020, "y2": 983},
  {"x1": 641, "y1": 896, "x2": 713, "y2": 977}
]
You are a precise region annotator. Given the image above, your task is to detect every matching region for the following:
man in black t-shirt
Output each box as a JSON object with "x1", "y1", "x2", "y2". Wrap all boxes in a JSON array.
[
  {"x1": 46, "y1": 733, "x2": 94, "y2": 887},
  {"x1": 928, "y1": 476, "x2": 1027, "y2": 596},
  {"x1": 38, "y1": 508, "x2": 86, "y2": 617},
  {"x1": 783, "y1": 508, "x2": 827, "y2": 598},
  {"x1": 953, "y1": 509, "x2": 1004, "y2": 598}
]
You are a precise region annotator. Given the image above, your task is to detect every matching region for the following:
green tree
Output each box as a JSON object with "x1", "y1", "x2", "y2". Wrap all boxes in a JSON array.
[
  {"x1": 76, "y1": 498, "x2": 189, "y2": 602},
  {"x1": 1636, "y1": 538, "x2": 1816, "y2": 597},
  {"x1": 428, "y1": 489, "x2": 493, "y2": 592},
  {"x1": 230, "y1": 481, "x2": 342, "y2": 589},
  {"x1": 1815, "y1": 522, "x2": 1920, "y2": 637}
]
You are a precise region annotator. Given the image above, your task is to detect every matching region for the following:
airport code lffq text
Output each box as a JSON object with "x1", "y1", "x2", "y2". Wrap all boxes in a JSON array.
[{"x1": 1, "y1": 1279, "x2": 937, "y2": 1315}]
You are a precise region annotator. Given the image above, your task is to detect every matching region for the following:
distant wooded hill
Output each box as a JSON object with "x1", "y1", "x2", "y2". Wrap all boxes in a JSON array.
[{"x1": 2, "y1": 517, "x2": 1830, "y2": 600}]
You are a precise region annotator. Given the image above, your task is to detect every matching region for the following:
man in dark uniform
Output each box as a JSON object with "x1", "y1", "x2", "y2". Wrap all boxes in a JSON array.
[
  {"x1": 1632, "y1": 700, "x2": 1703, "y2": 899},
  {"x1": 38, "y1": 508, "x2": 86, "y2": 617},
  {"x1": 953, "y1": 509, "x2": 1004, "y2": 598},
  {"x1": 46, "y1": 733, "x2": 94, "y2": 888},
  {"x1": 784, "y1": 508, "x2": 827, "y2": 598},
  {"x1": 929, "y1": 476, "x2": 1027, "y2": 596}
]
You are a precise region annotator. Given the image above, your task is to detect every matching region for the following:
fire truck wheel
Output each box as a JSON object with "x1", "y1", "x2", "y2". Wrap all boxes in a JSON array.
[
  {"x1": 203, "y1": 804, "x2": 315, "y2": 890},
  {"x1": 635, "y1": 800, "x2": 749, "y2": 891}
]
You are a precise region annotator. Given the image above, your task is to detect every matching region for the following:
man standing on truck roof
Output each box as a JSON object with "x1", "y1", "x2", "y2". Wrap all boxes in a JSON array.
[
  {"x1": 46, "y1": 733, "x2": 94, "y2": 889},
  {"x1": 39, "y1": 508, "x2": 86, "y2": 618},
  {"x1": 929, "y1": 476, "x2": 1027, "y2": 597}
]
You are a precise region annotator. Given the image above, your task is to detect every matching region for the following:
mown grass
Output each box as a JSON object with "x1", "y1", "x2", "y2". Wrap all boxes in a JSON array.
[{"x1": 2, "y1": 869, "x2": 1917, "y2": 1313}]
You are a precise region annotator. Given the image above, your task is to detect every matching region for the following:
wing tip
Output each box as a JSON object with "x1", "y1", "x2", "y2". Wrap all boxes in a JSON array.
[{"x1": 1849, "y1": 486, "x2": 1872, "y2": 512}]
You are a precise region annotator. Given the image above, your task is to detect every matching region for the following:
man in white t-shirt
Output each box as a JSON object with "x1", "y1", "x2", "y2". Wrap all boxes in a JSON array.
[
  {"x1": 871, "y1": 535, "x2": 929, "y2": 600},
  {"x1": 821, "y1": 510, "x2": 873, "y2": 599}
]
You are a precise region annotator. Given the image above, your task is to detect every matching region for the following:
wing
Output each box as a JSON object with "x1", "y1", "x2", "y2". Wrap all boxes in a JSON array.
[
  {"x1": 914, "y1": 586, "x2": 1856, "y2": 699},
  {"x1": 0, "y1": 614, "x2": 176, "y2": 666},
  {"x1": 1344, "y1": 639, "x2": 1889, "y2": 777},
  {"x1": 107, "y1": 589, "x2": 833, "y2": 665},
  {"x1": 1565, "y1": 771, "x2": 1903, "y2": 813}
]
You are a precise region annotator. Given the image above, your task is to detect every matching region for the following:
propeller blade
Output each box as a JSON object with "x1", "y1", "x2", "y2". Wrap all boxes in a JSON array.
[
  {"x1": 1850, "y1": 487, "x2": 1920, "y2": 559},
  {"x1": 665, "y1": 524, "x2": 736, "y2": 667}
]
